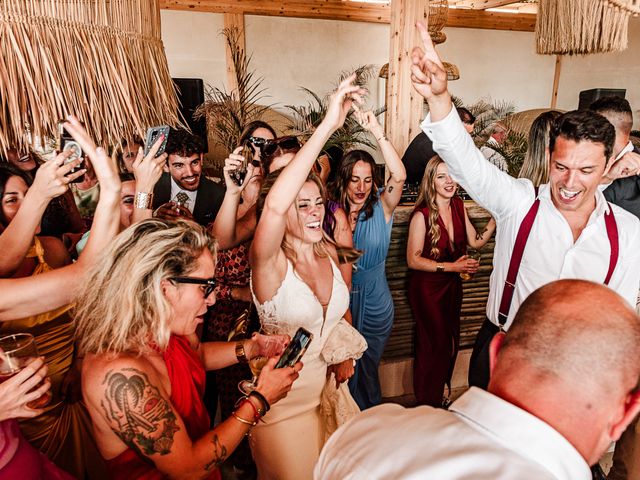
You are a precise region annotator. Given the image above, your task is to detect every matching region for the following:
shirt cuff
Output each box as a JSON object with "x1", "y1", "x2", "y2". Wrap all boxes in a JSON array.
[{"x1": 420, "y1": 103, "x2": 457, "y2": 141}]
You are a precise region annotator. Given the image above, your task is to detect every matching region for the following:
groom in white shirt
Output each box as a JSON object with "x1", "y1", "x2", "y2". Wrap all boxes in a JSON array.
[{"x1": 408, "y1": 22, "x2": 640, "y2": 389}]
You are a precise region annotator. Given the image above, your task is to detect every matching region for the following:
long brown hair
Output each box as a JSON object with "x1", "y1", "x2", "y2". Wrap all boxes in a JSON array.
[
  {"x1": 328, "y1": 149, "x2": 379, "y2": 220},
  {"x1": 414, "y1": 155, "x2": 448, "y2": 259}
]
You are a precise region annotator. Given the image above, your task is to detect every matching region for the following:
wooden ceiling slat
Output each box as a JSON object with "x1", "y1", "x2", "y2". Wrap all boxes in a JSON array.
[{"x1": 159, "y1": 0, "x2": 536, "y2": 32}]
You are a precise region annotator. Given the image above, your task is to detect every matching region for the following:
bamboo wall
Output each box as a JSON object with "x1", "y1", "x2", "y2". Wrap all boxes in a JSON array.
[{"x1": 383, "y1": 202, "x2": 494, "y2": 359}]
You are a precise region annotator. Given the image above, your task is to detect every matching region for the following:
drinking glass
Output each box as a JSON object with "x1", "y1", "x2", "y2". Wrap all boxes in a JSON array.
[
  {"x1": 238, "y1": 321, "x2": 285, "y2": 395},
  {"x1": 0, "y1": 333, "x2": 51, "y2": 409},
  {"x1": 460, "y1": 248, "x2": 482, "y2": 281}
]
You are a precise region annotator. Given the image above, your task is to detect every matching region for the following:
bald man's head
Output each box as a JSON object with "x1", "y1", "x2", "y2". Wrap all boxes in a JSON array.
[{"x1": 494, "y1": 280, "x2": 640, "y2": 398}]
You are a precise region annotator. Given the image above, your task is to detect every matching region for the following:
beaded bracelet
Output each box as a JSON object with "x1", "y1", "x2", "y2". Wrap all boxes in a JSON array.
[{"x1": 239, "y1": 398, "x2": 262, "y2": 421}]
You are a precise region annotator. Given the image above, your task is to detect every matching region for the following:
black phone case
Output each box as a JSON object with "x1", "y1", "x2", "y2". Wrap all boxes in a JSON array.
[{"x1": 275, "y1": 328, "x2": 313, "y2": 369}]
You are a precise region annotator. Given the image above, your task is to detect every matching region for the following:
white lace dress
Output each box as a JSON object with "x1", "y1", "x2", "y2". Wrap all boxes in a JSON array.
[{"x1": 250, "y1": 258, "x2": 350, "y2": 480}]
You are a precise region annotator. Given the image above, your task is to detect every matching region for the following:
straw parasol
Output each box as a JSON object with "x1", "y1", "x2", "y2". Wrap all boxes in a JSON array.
[
  {"x1": 0, "y1": 0, "x2": 180, "y2": 154},
  {"x1": 536, "y1": 0, "x2": 640, "y2": 55}
]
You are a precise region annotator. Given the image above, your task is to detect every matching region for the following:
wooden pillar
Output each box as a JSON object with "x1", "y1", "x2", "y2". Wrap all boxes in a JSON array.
[
  {"x1": 385, "y1": 0, "x2": 428, "y2": 155},
  {"x1": 550, "y1": 54, "x2": 562, "y2": 109},
  {"x1": 223, "y1": 13, "x2": 245, "y2": 93}
]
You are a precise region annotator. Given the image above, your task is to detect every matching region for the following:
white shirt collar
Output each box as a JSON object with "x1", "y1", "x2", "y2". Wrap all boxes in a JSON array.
[
  {"x1": 615, "y1": 140, "x2": 635, "y2": 162},
  {"x1": 450, "y1": 388, "x2": 591, "y2": 480}
]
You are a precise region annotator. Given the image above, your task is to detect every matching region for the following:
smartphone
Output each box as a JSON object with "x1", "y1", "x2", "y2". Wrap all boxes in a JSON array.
[
  {"x1": 59, "y1": 123, "x2": 85, "y2": 183},
  {"x1": 144, "y1": 125, "x2": 170, "y2": 157},
  {"x1": 231, "y1": 142, "x2": 253, "y2": 186},
  {"x1": 275, "y1": 327, "x2": 313, "y2": 369}
]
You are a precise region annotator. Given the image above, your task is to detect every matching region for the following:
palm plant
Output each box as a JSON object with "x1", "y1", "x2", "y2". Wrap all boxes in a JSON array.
[
  {"x1": 194, "y1": 27, "x2": 270, "y2": 164},
  {"x1": 285, "y1": 65, "x2": 385, "y2": 154}
]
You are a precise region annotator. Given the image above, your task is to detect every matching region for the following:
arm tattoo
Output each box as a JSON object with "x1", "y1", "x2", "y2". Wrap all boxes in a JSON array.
[
  {"x1": 387, "y1": 185, "x2": 394, "y2": 193},
  {"x1": 101, "y1": 368, "x2": 180, "y2": 456},
  {"x1": 475, "y1": 226, "x2": 488, "y2": 241},
  {"x1": 204, "y1": 434, "x2": 228, "y2": 471},
  {"x1": 414, "y1": 249, "x2": 422, "y2": 257}
]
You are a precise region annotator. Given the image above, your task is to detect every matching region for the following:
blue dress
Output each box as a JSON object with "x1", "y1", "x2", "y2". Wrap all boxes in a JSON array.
[{"x1": 348, "y1": 195, "x2": 394, "y2": 409}]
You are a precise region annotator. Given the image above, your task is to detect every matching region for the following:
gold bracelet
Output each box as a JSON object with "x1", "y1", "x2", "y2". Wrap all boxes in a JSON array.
[
  {"x1": 232, "y1": 412, "x2": 257, "y2": 426},
  {"x1": 436, "y1": 263, "x2": 445, "y2": 273},
  {"x1": 235, "y1": 340, "x2": 249, "y2": 363},
  {"x1": 134, "y1": 192, "x2": 153, "y2": 209}
]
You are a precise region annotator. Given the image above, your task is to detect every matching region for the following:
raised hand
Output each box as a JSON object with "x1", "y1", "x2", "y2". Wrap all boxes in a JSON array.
[
  {"x1": 323, "y1": 73, "x2": 367, "y2": 133},
  {"x1": 603, "y1": 150, "x2": 640, "y2": 182},
  {"x1": 410, "y1": 21, "x2": 449, "y2": 102},
  {"x1": 132, "y1": 136, "x2": 167, "y2": 193},
  {"x1": 222, "y1": 146, "x2": 257, "y2": 195},
  {"x1": 62, "y1": 115, "x2": 120, "y2": 194},
  {"x1": 30, "y1": 151, "x2": 84, "y2": 201},
  {"x1": 354, "y1": 108, "x2": 384, "y2": 139}
]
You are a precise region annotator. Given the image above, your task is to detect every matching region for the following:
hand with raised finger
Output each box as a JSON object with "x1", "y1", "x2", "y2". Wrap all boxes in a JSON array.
[
  {"x1": 410, "y1": 21, "x2": 449, "y2": 102},
  {"x1": 30, "y1": 150, "x2": 83, "y2": 201},
  {"x1": 255, "y1": 357, "x2": 302, "y2": 405},
  {"x1": 133, "y1": 141, "x2": 167, "y2": 194},
  {"x1": 0, "y1": 357, "x2": 51, "y2": 422},
  {"x1": 324, "y1": 73, "x2": 367, "y2": 132},
  {"x1": 62, "y1": 116, "x2": 120, "y2": 195}
]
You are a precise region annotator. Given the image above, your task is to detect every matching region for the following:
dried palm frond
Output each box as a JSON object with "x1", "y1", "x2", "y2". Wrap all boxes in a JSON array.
[
  {"x1": 286, "y1": 65, "x2": 385, "y2": 153},
  {"x1": 194, "y1": 27, "x2": 270, "y2": 161},
  {"x1": 536, "y1": 0, "x2": 640, "y2": 55},
  {"x1": 488, "y1": 131, "x2": 528, "y2": 178},
  {"x1": 0, "y1": 0, "x2": 180, "y2": 154}
]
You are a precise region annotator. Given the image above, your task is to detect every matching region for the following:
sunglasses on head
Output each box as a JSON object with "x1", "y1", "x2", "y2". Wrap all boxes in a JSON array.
[
  {"x1": 262, "y1": 136, "x2": 301, "y2": 159},
  {"x1": 170, "y1": 276, "x2": 217, "y2": 298},
  {"x1": 247, "y1": 136, "x2": 272, "y2": 148}
]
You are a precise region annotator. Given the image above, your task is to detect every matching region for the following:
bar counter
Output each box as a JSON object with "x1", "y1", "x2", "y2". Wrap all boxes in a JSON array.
[{"x1": 382, "y1": 202, "x2": 494, "y2": 360}]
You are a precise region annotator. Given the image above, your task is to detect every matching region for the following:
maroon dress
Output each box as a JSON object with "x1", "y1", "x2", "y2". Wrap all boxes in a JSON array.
[{"x1": 408, "y1": 196, "x2": 466, "y2": 407}]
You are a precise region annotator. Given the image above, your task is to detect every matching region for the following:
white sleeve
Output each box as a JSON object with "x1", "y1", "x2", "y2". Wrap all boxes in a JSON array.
[{"x1": 420, "y1": 108, "x2": 532, "y2": 220}]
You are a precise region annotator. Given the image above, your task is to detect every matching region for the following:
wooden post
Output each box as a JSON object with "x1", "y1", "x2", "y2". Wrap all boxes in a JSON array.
[
  {"x1": 223, "y1": 13, "x2": 245, "y2": 93},
  {"x1": 550, "y1": 54, "x2": 562, "y2": 109},
  {"x1": 386, "y1": 0, "x2": 428, "y2": 156}
]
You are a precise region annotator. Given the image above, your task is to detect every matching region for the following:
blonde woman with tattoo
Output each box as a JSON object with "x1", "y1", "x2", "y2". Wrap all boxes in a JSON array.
[
  {"x1": 406, "y1": 156, "x2": 495, "y2": 407},
  {"x1": 76, "y1": 219, "x2": 300, "y2": 480}
]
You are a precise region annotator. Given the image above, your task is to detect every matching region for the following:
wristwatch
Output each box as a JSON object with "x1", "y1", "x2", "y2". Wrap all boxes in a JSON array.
[
  {"x1": 436, "y1": 263, "x2": 445, "y2": 273},
  {"x1": 235, "y1": 340, "x2": 249, "y2": 363}
]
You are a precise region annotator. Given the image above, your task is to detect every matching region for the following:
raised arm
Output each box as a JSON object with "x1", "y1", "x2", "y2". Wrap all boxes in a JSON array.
[
  {"x1": 464, "y1": 211, "x2": 496, "y2": 249},
  {"x1": 410, "y1": 21, "x2": 530, "y2": 219},
  {"x1": 0, "y1": 153, "x2": 83, "y2": 276},
  {"x1": 132, "y1": 137, "x2": 168, "y2": 224},
  {"x1": 0, "y1": 116, "x2": 121, "y2": 321},
  {"x1": 251, "y1": 76, "x2": 365, "y2": 280},
  {"x1": 355, "y1": 109, "x2": 406, "y2": 219},
  {"x1": 210, "y1": 148, "x2": 259, "y2": 249}
]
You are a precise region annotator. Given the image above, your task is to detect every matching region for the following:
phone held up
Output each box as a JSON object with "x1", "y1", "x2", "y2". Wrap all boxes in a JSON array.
[
  {"x1": 230, "y1": 141, "x2": 256, "y2": 186},
  {"x1": 144, "y1": 125, "x2": 170, "y2": 157},
  {"x1": 58, "y1": 122, "x2": 85, "y2": 183},
  {"x1": 275, "y1": 327, "x2": 313, "y2": 369}
]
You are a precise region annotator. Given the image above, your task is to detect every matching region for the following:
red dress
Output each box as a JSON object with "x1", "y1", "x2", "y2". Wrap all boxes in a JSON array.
[
  {"x1": 105, "y1": 336, "x2": 220, "y2": 479},
  {"x1": 408, "y1": 197, "x2": 466, "y2": 407}
]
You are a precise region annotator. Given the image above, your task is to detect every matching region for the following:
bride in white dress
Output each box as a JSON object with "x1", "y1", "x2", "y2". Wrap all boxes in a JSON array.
[{"x1": 249, "y1": 75, "x2": 366, "y2": 480}]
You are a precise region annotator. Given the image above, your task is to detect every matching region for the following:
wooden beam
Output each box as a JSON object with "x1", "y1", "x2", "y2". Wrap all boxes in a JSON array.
[
  {"x1": 386, "y1": 0, "x2": 428, "y2": 155},
  {"x1": 550, "y1": 55, "x2": 562, "y2": 109},
  {"x1": 159, "y1": 0, "x2": 536, "y2": 32},
  {"x1": 223, "y1": 13, "x2": 245, "y2": 93},
  {"x1": 459, "y1": 0, "x2": 522, "y2": 9}
]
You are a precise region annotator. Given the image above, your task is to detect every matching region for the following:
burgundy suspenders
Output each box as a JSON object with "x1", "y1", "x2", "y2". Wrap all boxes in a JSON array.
[{"x1": 497, "y1": 190, "x2": 619, "y2": 328}]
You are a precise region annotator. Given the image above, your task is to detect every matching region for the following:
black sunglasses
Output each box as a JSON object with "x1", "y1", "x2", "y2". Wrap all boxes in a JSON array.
[
  {"x1": 247, "y1": 136, "x2": 272, "y2": 148},
  {"x1": 262, "y1": 136, "x2": 301, "y2": 159},
  {"x1": 170, "y1": 276, "x2": 217, "y2": 298}
]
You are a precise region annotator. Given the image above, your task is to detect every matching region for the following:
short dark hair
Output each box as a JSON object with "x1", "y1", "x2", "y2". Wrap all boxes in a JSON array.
[
  {"x1": 456, "y1": 107, "x2": 476, "y2": 125},
  {"x1": 549, "y1": 110, "x2": 615, "y2": 162},
  {"x1": 165, "y1": 129, "x2": 204, "y2": 158},
  {"x1": 589, "y1": 96, "x2": 632, "y2": 116}
]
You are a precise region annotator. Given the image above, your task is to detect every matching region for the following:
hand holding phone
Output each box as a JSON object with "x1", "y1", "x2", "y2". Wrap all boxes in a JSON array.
[
  {"x1": 275, "y1": 328, "x2": 313, "y2": 369},
  {"x1": 230, "y1": 142, "x2": 253, "y2": 186},
  {"x1": 58, "y1": 122, "x2": 85, "y2": 184},
  {"x1": 144, "y1": 126, "x2": 170, "y2": 157}
]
